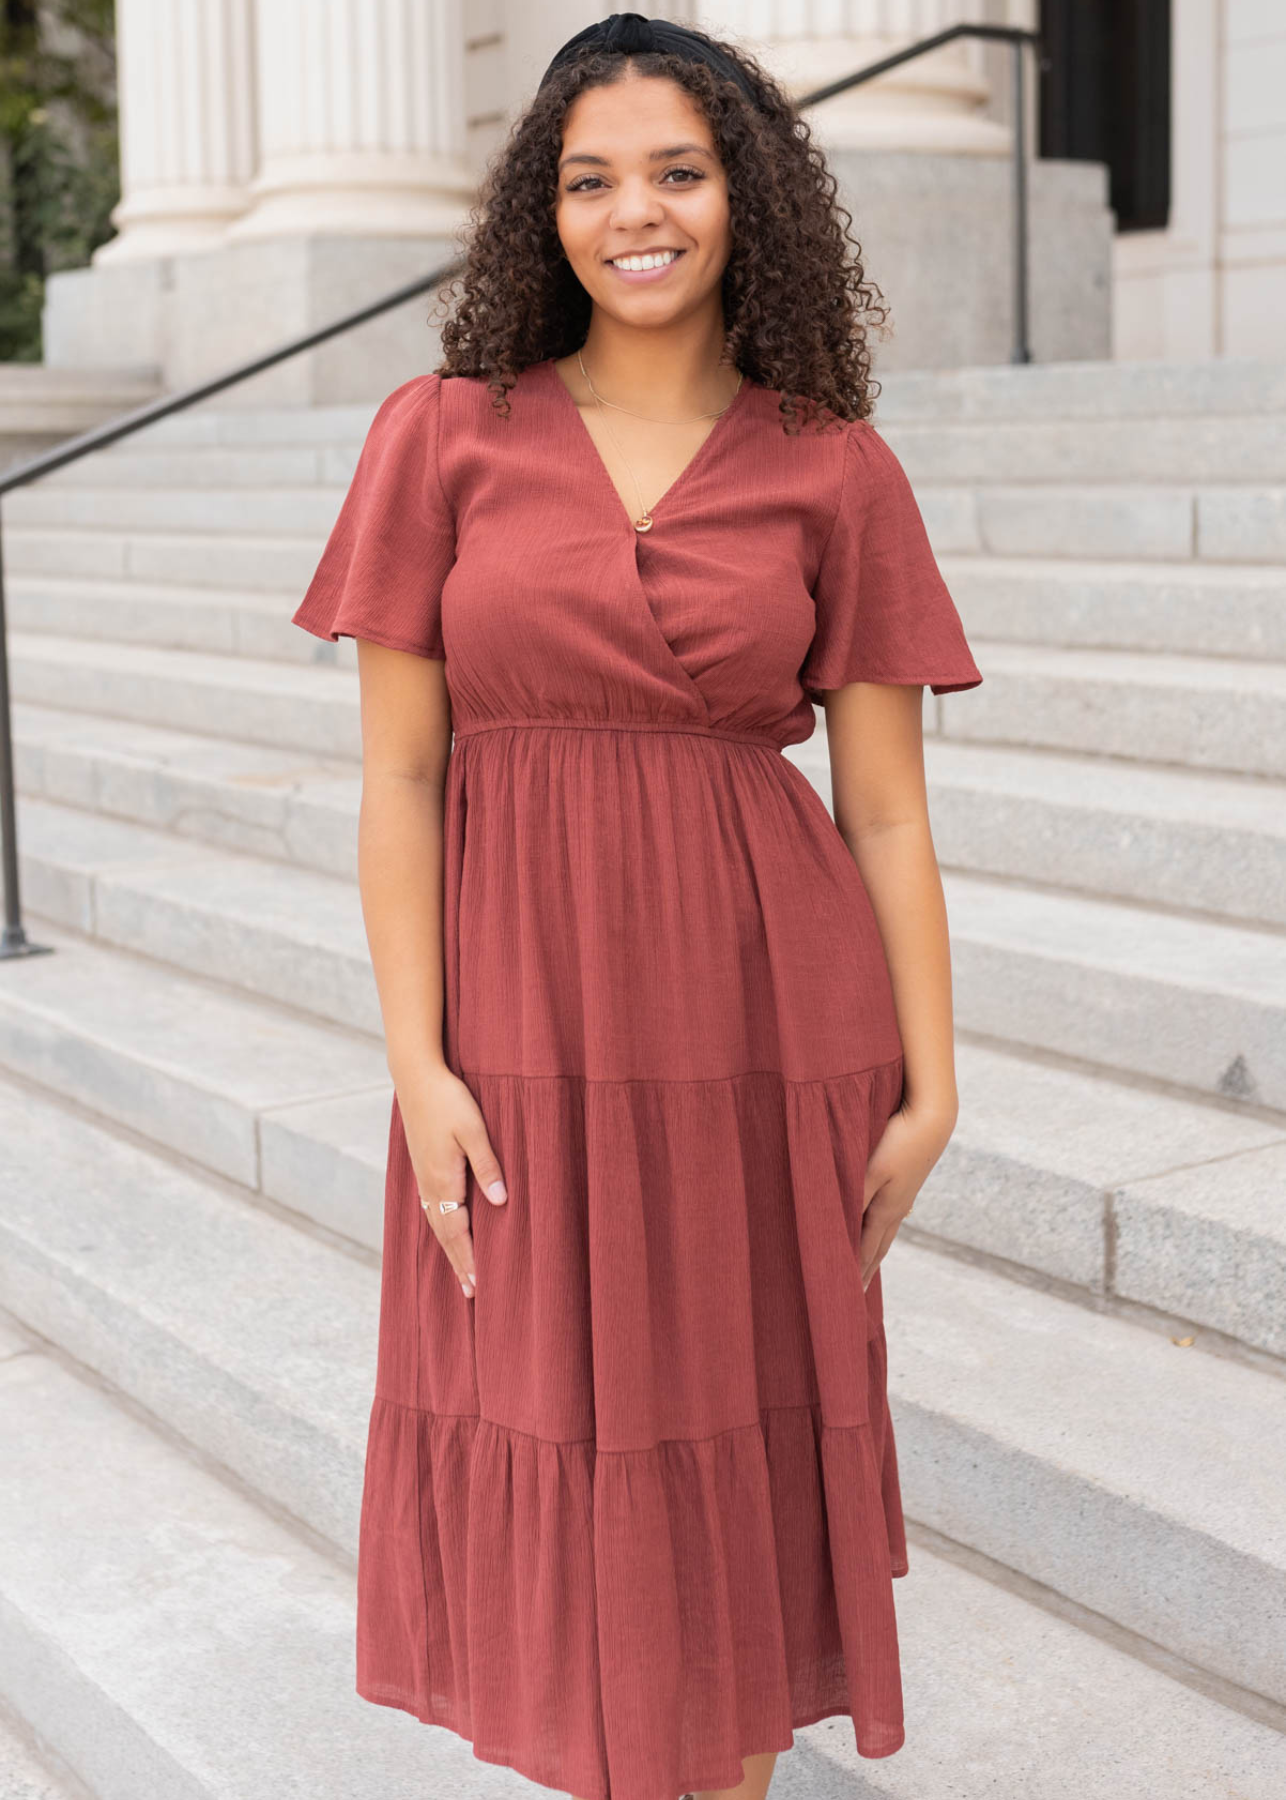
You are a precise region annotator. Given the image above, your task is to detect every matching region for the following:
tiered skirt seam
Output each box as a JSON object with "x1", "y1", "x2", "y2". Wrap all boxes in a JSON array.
[
  {"x1": 374, "y1": 1393, "x2": 871, "y2": 1450},
  {"x1": 459, "y1": 1056, "x2": 903, "y2": 1088}
]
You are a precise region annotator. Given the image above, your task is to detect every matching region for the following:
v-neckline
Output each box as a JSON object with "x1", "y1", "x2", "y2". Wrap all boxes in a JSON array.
[{"x1": 537, "y1": 355, "x2": 753, "y2": 533}]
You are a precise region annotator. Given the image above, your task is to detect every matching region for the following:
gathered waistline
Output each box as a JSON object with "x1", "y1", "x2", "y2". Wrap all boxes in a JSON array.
[{"x1": 452, "y1": 717, "x2": 783, "y2": 751}]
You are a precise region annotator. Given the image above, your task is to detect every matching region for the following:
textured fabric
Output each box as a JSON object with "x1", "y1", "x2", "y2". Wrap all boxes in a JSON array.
[{"x1": 292, "y1": 358, "x2": 983, "y2": 1800}]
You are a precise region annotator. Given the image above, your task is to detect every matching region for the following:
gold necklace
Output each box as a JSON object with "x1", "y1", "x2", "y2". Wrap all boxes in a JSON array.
[{"x1": 576, "y1": 347, "x2": 744, "y2": 533}]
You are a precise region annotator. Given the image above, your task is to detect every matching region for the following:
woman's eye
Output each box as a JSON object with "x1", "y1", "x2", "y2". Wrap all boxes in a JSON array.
[{"x1": 566, "y1": 165, "x2": 704, "y2": 193}]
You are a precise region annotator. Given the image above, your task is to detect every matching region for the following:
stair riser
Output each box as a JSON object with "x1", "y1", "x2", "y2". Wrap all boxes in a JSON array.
[
  {"x1": 11, "y1": 654, "x2": 361, "y2": 759},
  {"x1": 39, "y1": 445, "x2": 335, "y2": 488},
  {"x1": 20, "y1": 856, "x2": 376, "y2": 1034},
  {"x1": 942, "y1": 565, "x2": 1286, "y2": 661},
  {"x1": 953, "y1": 940, "x2": 1285, "y2": 1110},
  {"x1": 912, "y1": 1140, "x2": 1286, "y2": 1360},
  {"x1": 5, "y1": 487, "x2": 343, "y2": 536},
  {"x1": 0, "y1": 1229, "x2": 363, "y2": 1557},
  {"x1": 0, "y1": 1587, "x2": 207, "y2": 1800},
  {"x1": 791, "y1": 753, "x2": 1286, "y2": 930},
  {"x1": 945, "y1": 676, "x2": 1286, "y2": 780},
  {"x1": 887, "y1": 416, "x2": 1286, "y2": 484},
  {"x1": 921, "y1": 486, "x2": 1286, "y2": 562},
  {"x1": 875, "y1": 359, "x2": 1286, "y2": 422},
  {"x1": 3, "y1": 530, "x2": 317, "y2": 591},
  {"x1": 895, "y1": 1408, "x2": 1285, "y2": 1705},
  {"x1": 7, "y1": 582, "x2": 328, "y2": 664},
  {"x1": 15, "y1": 729, "x2": 361, "y2": 880}
]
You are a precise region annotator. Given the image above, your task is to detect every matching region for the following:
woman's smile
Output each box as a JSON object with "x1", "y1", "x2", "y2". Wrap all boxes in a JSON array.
[{"x1": 604, "y1": 246, "x2": 687, "y2": 284}]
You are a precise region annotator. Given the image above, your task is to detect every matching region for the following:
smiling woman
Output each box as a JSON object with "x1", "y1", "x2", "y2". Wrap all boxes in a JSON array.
[{"x1": 291, "y1": 13, "x2": 984, "y2": 1800}]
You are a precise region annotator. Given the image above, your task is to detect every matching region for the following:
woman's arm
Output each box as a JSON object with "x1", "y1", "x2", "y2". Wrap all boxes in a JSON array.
[
  {"x1": 353, "y1": 638, "x2": 507, "y2": 1300},
  {"x1": 822, "y1": 679, "x2": 961, "y2": 1287}
]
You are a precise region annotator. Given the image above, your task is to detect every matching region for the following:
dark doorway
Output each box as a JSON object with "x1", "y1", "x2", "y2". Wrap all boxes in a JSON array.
[{"x1": 1039, "y1": 0, "x2": 1171, "y2": 231}]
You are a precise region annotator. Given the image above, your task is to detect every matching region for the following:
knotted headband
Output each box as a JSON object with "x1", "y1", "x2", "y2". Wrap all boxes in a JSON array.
[{"x1": 537, "y1": 11, "x2": 761, "y2": 109}]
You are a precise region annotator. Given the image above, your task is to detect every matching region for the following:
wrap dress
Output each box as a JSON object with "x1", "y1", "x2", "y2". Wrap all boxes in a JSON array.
[{"x1": 291, "y1": 356, "x2": 983, "y2": 1800}]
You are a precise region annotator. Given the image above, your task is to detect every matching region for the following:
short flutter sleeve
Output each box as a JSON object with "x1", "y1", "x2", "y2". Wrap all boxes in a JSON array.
[
  {"x1": 799, "y1": 419, "x2": 982, "y2": 702},
  {"x1": 291, "y1": 373, "x2": 452, "y2": 660}
]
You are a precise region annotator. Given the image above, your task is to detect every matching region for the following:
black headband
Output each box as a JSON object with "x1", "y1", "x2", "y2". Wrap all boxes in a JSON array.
[{"x1": 536, "y1": 11, "x2": 761, "y2": 109}]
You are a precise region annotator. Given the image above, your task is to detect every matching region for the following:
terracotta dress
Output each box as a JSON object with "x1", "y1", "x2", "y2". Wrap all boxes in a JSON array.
[{"x1": 292, "y1": 358, "x2": 983, "y2": 1800}]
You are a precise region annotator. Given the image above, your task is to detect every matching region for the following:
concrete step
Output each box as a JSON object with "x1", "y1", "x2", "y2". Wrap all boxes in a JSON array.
[
  {"x1": 882, "y1": 1240, "x2": 1286, "y2": 1709},
  {"x1": 943, "y1": 869, "x2": 1286, "y2": 1110},
  {"x1": 918, "y1": 482, "x2": 1286, "y2": 562},
  {"x1": 2, "y1": 1077, "x2": 1284, "y2": 1721},
  {"x1": 14, "y1": 698, "x2": 362, "y2": 879},
  {"x1": 10, "y1": 633, "x2": 362, "y2": 758},
  {"x1": 0, "y1": 1326, "x2": 516, "y2": 1800},
  {"x1": 0, "y1": 919, "x2": 388, "y2": 1246},
  {"x1": 4, "y1": 1327, "x2": 1283, "y2": 1800},
  {"x1": 874, "y1": 353, "x2": 1286, "y2": 422},
  {"x1": 930, "y1": 1041, "x2": 1286, "y2": 1360},
  {"x1": 4, "y1": 482, "x2": 343, "y2": 536},
  {"x1": 0, "y1": 1081, "x2": 377, "y2": 1553},
  {"x1": 16, "y1": 795, "x2": 379, "y2": 1034},
  {"x1": 939, "y1": 555, "x2": 1286, "y2": 661},
  {"x1": 789, "y1": 734, "x2": 1286, "y2": 931},
  {"x1": 0, "y1": 1703, "x2": 84, "y2": 1800},
  {"x1": 938, "y1": 641, "x2": 1286, "y2": 779},
  {"x1": 81, "y1": 397, "x2": 379, "y2": 447},
  {"x1": 1, "y1": 524, "x2": 320, "y2": 590},
  {"x1": 5, "y1": 572, "x2": 325, "y2": 663},
  {"x1": 35, "y1": 439, "x2": 357, "y2": 489},
  {"x1": 885, "y1": 413, "x2": 1286, "y2": 484}
]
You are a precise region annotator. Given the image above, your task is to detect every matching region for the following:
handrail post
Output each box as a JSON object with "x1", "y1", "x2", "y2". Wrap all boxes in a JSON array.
[
  {"x1": 1011, "y1": 36, "x2": 1033, "y2": 364},
  {"x1": 0, "y1": 499, "x2": 51, "y2": 959}
]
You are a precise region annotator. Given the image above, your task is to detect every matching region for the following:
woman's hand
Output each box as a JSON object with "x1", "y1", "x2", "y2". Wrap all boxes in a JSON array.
[
  {"x1": 397, "y1": 1065, "x2": 509, "y2": 1299},
  {"x1": 859, "y1": 1099, "x2": 957, "y2": 1290}
]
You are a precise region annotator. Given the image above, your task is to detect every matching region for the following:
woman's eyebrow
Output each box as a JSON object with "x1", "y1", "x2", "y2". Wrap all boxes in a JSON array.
[{"x1": 558, "y1": 143, "x2": 715, "y2": 171}]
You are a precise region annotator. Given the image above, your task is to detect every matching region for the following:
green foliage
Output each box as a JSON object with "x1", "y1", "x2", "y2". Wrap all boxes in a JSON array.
[{"x1": 0, "y1": 0, "x2": 118, "y2": 361}]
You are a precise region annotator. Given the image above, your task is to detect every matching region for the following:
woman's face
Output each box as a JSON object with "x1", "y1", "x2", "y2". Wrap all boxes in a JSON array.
[{"x1": 553, "y1": 73, "x2": 733, "y2": 329}]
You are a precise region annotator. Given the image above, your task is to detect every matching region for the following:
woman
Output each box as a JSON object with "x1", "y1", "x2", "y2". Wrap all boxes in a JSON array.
[{"x1": 292, "y1": 14, "x2": 982, "y2": 1800}]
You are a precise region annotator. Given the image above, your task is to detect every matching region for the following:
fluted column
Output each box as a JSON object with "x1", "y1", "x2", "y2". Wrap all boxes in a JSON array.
[
  {"x1": 699, "y1": 1, "x2": 1035, "y2": 154},
  {"x1": 226, "y1": 0, "x2": 475, "y2": 240},
  {"x1": 95, "y1": 0, "x2": 256, "y2": 263}
]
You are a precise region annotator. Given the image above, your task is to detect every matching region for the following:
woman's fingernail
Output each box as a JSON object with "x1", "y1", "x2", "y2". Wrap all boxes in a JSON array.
[{"x1": 486, "y1": 1180, "x2": 507, "y2": 1203}]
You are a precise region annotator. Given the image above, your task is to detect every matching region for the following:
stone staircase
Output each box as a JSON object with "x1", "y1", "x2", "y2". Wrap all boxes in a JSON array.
[{"x1": 0, "y1": 356, "x2": 1283, "y2": 1799}]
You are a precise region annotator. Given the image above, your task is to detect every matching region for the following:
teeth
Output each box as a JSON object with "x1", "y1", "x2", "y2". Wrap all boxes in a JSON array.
[{"x1": 610, "y1": 250, "x2": 679, "y2": 271}]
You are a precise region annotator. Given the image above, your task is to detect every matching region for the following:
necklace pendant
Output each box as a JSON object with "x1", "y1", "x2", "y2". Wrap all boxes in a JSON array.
[{"x1": 634, "y1": 513, "x2": 654, "y2": 533}]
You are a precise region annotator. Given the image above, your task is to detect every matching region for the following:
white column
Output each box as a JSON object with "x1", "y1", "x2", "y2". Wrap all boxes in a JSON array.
[
  {"x1": 95, "y1": 0, "x2": 256, "y2": 263},
  {"x1": 226, "y1": 0, "x2": 475, "y2": 240},
  {"x1": 699, "y1": 1, "x2": 1033, "y2": 155}
]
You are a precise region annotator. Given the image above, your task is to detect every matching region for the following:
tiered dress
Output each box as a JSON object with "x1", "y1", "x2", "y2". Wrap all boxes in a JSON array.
[{"x1": 292, "y1": 356, "x2": 983, "y2": 1800}]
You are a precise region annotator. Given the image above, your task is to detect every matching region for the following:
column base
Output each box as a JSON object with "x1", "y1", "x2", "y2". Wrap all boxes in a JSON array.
[
  {"x1": 829, "y1": 151, "x2": 1113, "y2": 370},
  {"x1": 43, "y1": 234, "x2": 465, "y2": 404}
]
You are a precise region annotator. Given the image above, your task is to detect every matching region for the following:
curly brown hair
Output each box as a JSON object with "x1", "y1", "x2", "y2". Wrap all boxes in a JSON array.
[{"x1": 431, "y1": 25, "x2": 890, "y2": 434}]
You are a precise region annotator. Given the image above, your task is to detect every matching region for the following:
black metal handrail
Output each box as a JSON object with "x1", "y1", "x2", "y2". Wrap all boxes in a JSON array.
[{"x1": 0, "y1": 21, "x2": 1042, "y2": 958}]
